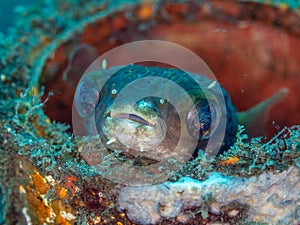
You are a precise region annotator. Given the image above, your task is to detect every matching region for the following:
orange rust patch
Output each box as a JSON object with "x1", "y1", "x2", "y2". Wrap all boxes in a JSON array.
[
  {"x1": 105, "y1": 201, "x2": 110, "y2": 208},
  {"x1": 58, "y1": 186, "x2": 68, "y2": 199},
  {"x1": 56, "y1": 215, "x2": 72, "y2": 225},
  {"x1": 31, "y1": 173, "x2": 51, "y2": 195},
  {"x1": 219, "y1": 156, "x2": 240, "y2": 166},
  {"x1": 137, "y1": 4, "x2": 154, "y2": 21},
  {"x1": 52, "y1": 200, "x2": 60, "y2": 213},
  {"x1": 19, "y1": 160, "x2": 75, "y2": 224},
  {"x1": 26, "y1": 189, "x2": 51, "y2": 223}
]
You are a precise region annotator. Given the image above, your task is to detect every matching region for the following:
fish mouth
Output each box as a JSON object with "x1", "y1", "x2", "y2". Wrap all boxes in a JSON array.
[
  {"x1": 101, "y1": 111, "x2": 167, "y2": 155},
  {"x1": 111, "y1": 113, "x2": 155, "y2": 127}
]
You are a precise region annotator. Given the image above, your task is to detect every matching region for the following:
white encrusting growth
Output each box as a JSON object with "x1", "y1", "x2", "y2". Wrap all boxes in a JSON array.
[
  {"x1": 102, "y1": 59, "x2": 107, "y2": 70},
  {"x1": 139, "y1": 145, "x2": 144, "y2": 152},
  {"x1": 106, "y1": 138, "x2": 116, "y2": 145},
  {"x1": 22, "y1": 208, "x2": 32, "y2": 225},
  {"x1": 118, "y1": 167, "x2": 300, "y2": 225}
]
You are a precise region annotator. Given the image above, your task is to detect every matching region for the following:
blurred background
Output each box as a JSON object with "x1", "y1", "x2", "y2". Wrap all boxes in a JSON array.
[
  {"x1": 0, "y1": 0, "x2": 37, "y2": 33},
  {"x1": 1, "y1": 0, "x2": 299, "y2": 136}
]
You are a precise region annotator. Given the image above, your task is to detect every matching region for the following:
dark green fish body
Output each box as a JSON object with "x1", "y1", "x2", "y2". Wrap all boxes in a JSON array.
[
  {"x1": 74, "y1": 64, "x2": 288, "y2": 161},
  {"x1": 91, "y1": 65, "x2": 238, "y2": 159}
]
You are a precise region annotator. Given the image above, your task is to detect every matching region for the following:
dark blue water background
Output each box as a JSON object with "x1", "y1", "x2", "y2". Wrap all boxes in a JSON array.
[{"x1": 0, "y1": 0, "x2": 37, "y2": 33}]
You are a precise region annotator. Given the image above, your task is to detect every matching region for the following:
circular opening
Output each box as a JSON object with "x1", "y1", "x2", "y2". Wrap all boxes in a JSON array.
[{"x1": 40, "y1": 1, "x2": 300, "y2": 138}]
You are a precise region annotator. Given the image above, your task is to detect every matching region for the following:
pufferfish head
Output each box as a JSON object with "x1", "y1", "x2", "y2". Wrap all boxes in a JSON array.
[
  {"x1": 73, "y1": 65, "x2": 238, "y2": 161},
  {"x1": 97, "y1": 97, "x2": 167, "y2": 152}
]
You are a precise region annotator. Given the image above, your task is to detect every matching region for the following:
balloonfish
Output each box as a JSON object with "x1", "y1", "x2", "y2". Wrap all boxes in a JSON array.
[{"x1": 73, "y1": 64, "x2": 288, "y2": 161}]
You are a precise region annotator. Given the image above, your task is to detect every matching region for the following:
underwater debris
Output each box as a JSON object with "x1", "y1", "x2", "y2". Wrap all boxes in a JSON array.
[
  {"x1": 1, "y1": 0, "x2": 300, "y2": 225},
  {"x1": 216, "y1": 125, "x2": 300, "y2": 177},
  {"x1": 172, "y1": 124, "x2": 300, "y2": 181}
]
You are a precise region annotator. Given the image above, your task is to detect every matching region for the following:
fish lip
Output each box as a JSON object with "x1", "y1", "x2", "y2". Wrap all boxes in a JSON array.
[{"x1": 111, "y1": 112, "x2": 155, "y2": 127}]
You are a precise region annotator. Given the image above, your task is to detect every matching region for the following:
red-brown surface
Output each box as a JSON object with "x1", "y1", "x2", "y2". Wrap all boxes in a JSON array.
[{"x1": 41, "y1": 1, "x2": 300, "y2": 136}]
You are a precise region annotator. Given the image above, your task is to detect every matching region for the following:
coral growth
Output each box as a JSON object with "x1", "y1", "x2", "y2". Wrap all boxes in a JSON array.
[
  {"x1": 118, "y1": 166, "x2": 300, "y2": 224},
  {"x1": 217, "y1": 125, "x2": 300, "y2": 177},
  {"x1": 1, "y1": 0, "x2": 300, "y2": 225}
]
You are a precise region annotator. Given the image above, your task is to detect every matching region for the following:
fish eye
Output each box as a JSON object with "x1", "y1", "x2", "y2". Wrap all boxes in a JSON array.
[{"x1": 187, "y1": 100, "x2": 220, "y2": 140}]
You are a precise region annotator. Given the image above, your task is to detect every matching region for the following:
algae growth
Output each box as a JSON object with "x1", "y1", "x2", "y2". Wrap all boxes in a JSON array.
[{"x1": 1, "y1": 0, "x2": 300, "y2": 224}]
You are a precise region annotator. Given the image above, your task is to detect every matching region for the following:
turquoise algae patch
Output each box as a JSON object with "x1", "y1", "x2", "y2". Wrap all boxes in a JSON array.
[{"x1": 0, "y1": 0, "x2": 300, "y2": 224}]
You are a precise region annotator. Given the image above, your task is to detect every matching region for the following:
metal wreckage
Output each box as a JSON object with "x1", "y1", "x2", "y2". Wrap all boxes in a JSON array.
[{"x1": 1, "y1": 0, "x2": 300, "y2": 224}]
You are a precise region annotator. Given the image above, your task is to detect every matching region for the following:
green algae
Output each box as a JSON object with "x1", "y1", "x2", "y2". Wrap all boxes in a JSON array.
[
  {"x1": 174, "y1": 124, "x2": 300, "y2": 181},
  {"x1": 217, "y1": 125, "x2": 300, "y2": 177},
  {"x1": 1, "y1": 0, "x2": 300, "y2": 224}
]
